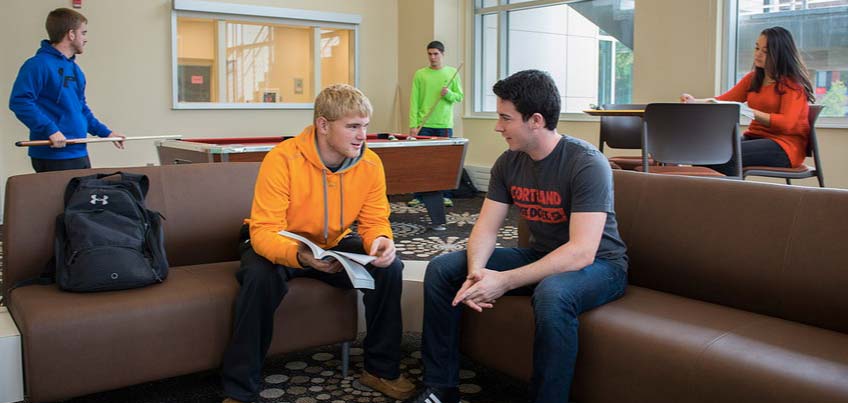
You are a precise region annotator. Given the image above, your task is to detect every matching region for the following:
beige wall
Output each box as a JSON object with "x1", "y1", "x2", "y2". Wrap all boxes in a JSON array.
[
  {"x1": 397, "y1": 0, "x2": 434, "y2": 134},
  {"x1": 632, "y1": 0, "x2": 723, "y2": 102},
  {"x1": 1, "y1": 0, "x2": 398, "y2": 220}
]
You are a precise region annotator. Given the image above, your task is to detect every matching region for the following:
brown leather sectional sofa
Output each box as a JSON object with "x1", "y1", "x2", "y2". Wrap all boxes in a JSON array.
[
  {"x1": 2, "y1": 163, "x2": 358, "y2": 402},
  {"x1": 461, "y1": 170, "x2": 848, "y2": 403}
]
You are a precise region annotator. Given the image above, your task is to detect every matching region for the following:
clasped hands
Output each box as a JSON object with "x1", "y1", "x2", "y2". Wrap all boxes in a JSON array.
[{"x1": 452, "y1": 268, "x2": 510, "y2": 312}]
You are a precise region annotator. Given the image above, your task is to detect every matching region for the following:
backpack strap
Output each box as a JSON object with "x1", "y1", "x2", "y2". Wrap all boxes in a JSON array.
[
  {"x1": 10, "y1": 264, "x2": 55, "y2": 289},
  {"x1": 8, "y1": 216, "x2": 63, "y2": 297},
  {"x1": 117, "y1": 172, "x2": 150, "y2": 198}
]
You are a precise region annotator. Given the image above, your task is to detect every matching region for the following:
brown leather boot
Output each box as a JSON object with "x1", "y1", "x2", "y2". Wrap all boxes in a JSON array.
[
  {"x1": 359, "y1": 370, "x2": 416, "y2": 400},
  {"x1": 222, "y1": 398, "x2": 253, "y2": 403}
]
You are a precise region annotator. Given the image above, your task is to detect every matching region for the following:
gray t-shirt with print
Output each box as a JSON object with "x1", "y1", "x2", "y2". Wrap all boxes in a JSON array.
[{"x1": 487, "y1": 135, "x2": 628, "y2": 267}]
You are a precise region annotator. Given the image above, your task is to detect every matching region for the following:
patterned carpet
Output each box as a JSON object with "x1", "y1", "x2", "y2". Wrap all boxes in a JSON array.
[
  {"x1": 46, "y1": 333, "x2": 529, "y2": 403},
  {"x1": 387, "y1": 194, "x2": 519, "y2": 260},
  {"x1": 0, "y1": 194, "x2": 530, "y2": 403}
]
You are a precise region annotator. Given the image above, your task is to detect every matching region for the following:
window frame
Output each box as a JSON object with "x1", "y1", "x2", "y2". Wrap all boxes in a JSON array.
[
  {"x1": 722, "y1": 0, "x2": 848, "y2": 128},
  {"x1": 171, "y1": 0, "x2": 361, "y2": 110},
  {"x1": 467, "y1": 0, "x2": 632, "y2": 122}
]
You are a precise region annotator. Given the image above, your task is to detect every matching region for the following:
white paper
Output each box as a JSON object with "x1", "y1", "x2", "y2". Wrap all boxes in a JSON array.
[
  {"x1": 706, "y1": 98, "x2": 755, "y2": 119},
  {"x1": 278, "y1": 230, "x2": 375, "y2": 289}
]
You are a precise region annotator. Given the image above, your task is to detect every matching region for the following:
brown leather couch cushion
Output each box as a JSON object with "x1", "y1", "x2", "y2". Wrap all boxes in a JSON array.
[
  {"x1": 9, "y1": 263, "x2": 357, "y2": 403},
  {"x1": 613, "y1": 171, "x2": 848, "y2": 334},
  {"x1": 462, "y1": 287, "x2": 848, "y2": 403},
  {"x1": 572, "y1": 287, "x2": 848, "y2": 403}
]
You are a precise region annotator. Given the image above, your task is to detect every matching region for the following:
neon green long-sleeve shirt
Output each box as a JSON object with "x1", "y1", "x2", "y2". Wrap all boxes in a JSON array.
[{"x1": 409, "y1": 66, "x2": 463, "y2": 129}]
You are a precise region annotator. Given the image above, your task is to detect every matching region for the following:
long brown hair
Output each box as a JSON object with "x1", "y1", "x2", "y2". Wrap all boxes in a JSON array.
[{"x1": 749, "y1": 26, "x2": 815, "y2": 103}]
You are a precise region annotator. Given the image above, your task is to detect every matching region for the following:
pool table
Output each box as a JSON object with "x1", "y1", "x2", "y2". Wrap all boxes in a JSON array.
[{"x1": 156, "y1": 134, "x2": 469, "y2": 195}]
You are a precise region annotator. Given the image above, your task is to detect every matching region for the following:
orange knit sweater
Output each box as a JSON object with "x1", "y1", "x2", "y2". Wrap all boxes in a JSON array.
[{"x1": 716, "y1": 71, "x2": 810, "y2": 167}]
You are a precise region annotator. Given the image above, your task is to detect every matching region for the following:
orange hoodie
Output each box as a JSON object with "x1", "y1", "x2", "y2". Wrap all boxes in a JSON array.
[
  {"x1": 717, "y1": 71, "x2": 810, "y2": 167},
  {"x1": 247, "y1": 125, "x2": 393, "y2": 268}
]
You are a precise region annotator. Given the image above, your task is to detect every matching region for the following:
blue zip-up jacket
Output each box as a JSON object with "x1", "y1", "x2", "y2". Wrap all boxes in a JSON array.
[{"x1": 9, "y1": 40, "x2": 111, "y2": 160}]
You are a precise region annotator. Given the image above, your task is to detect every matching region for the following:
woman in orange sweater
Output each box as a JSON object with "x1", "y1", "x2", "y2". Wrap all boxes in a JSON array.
[{"x1": 681, "y1": 26, "x2": 815, "y2": 176}]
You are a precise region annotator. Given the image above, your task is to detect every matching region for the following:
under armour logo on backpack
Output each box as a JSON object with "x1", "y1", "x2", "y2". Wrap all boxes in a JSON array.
[{"x1": 90, "y1": 194, "x2": 109, "y2": 205}]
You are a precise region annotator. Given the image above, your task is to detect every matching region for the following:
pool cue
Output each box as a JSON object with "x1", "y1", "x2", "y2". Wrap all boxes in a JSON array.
[
  {"x1": 413, "y1": 61, "x2": 465, "y2": 137},
  {"x1": 15, "y1": 134, "x2": 182, "y2": 147}
]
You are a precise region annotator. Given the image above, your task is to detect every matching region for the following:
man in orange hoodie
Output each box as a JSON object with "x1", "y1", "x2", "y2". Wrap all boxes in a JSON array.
[{"x1": 221, "y1": 84, "x2": 413, "y2": 403}]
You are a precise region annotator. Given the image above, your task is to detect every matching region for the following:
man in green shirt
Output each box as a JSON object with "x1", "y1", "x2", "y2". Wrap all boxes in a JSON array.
[
  {"x1": 409, "y1": 41, "x2": 463, "y2": 138},
  {"x1": 407, "y1": 41, "x2": 464, "y2": 220}
]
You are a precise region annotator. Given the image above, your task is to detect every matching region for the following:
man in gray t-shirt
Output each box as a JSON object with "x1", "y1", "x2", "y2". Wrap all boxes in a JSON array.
[
  {"x1": 406, "y1": 70, "x2": 628, "y2": 403},
  {"x1": 488, "y1": 134, "x2": 627, "y2": 263}
]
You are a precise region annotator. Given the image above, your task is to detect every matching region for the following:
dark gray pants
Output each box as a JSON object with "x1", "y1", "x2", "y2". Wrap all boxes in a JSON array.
[
  {"x1": 707, "y1": 136, "x2": 790, "y2": 176},
  {"x1": 31, "y1": 156, "x2": 91, "y2": 173},
  {"x1": 221, "y1": 226, "x2": 404, "y2": 402}
]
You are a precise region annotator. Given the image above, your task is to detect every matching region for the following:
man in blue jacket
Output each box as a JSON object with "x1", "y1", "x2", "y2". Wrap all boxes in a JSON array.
[{"x1": 9, "y1": 8, "x2": 123, "y2": 173}]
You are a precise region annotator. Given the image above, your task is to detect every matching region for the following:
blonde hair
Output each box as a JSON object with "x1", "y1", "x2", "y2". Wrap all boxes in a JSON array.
[{"x1": 314, "y1": 84, "x2": 372, "y2": 122}]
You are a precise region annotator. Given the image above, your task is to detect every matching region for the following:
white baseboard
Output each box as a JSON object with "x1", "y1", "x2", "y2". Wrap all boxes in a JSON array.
[{"x1": 464, "y1": 164, "x2": 491, "y2": 192}]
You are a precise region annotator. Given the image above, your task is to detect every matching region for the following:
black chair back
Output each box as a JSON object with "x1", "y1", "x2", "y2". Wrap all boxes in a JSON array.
[
  {"x1": 642, "y1": 103, "x2": 742, "y2": 177},
  {"x1": 807, "y1": 104, "x2": 826, "y2": 186},
  {"x1": 806, "y1": 104, "x2": 824, "y2": 157},
  {"x1": 599, "y1": 103, "x2": 646, "y2": 151}
]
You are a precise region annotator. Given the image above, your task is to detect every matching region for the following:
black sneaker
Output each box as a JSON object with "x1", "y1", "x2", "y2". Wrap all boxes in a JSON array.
[{"x1": 403, "y1": 386, "x2": 459, "y2": 403}]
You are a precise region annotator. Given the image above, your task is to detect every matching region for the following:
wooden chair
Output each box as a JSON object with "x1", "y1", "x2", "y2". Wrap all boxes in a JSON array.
[
  {"x1": 639, "y1": 103, "x2": 742, "y2": 179},
  {"x1": 742, "y1": 104, "x2": 825, "y2": 187},
  {"x1": 599, "y1": 103, "x2": 651, "y2": 170}
]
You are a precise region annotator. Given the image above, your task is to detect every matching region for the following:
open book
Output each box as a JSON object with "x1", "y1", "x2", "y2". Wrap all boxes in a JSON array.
[
  {"x1": 278, "y1": 230, "x2": 375, "y2": 289},
  {"x1": 706, "y1": 98, "x2": 755, "y2": 119}
]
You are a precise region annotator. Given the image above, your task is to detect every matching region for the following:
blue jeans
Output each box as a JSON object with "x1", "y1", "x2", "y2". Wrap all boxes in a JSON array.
[
  {"x1": 417, "y1": 127, "x2": 453, "y2": 138},
  {"x1": 421, "y1": 248, "x2": 627, "y2": 403},
  {"x1": 412, "y1": 127, "x2": 454, "y2": 218}
]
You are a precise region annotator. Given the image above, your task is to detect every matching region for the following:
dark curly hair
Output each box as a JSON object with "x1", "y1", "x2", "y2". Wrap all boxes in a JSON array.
[{"x1": 492, "y1": 70, "x2": 560, "y2": 130}]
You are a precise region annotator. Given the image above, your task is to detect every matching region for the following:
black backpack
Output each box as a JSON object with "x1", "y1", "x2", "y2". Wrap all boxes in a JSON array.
[{"x1": 52, "y1": 172, "x2": 168, "y2": 292}]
